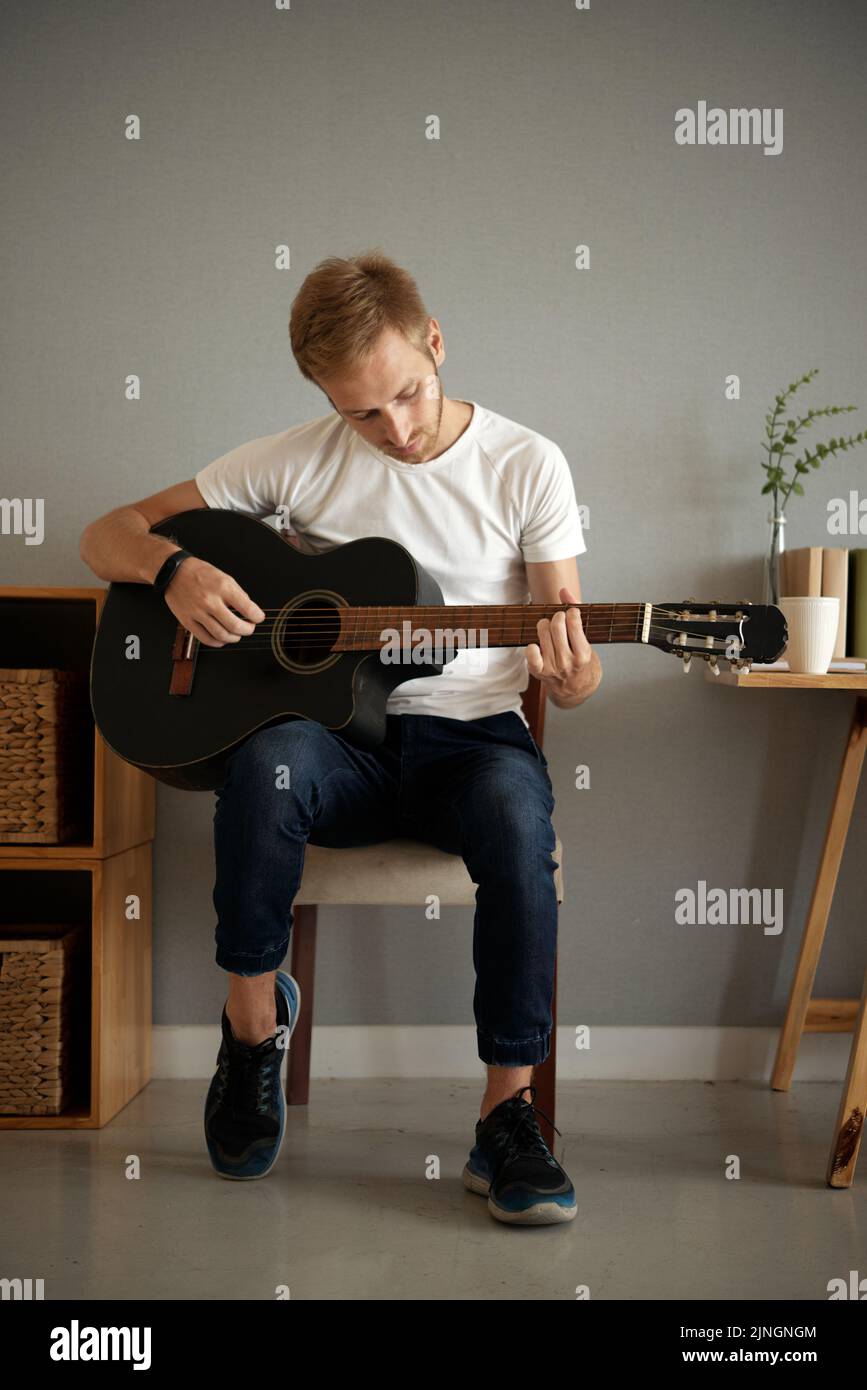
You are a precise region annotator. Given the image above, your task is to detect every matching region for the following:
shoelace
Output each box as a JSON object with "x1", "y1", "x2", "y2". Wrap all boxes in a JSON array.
[
  {"x1": 219, "y1": 1036, "x2": 279, "y2": 1116},
  {"x1": 486, "y1": 1084, "x2": 562, "y2": 1175}
]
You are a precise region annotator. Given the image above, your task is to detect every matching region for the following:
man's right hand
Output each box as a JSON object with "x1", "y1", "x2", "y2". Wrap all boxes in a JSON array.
[{"x1": 162, "y1": 556, "x2": 266, "y2": 647}]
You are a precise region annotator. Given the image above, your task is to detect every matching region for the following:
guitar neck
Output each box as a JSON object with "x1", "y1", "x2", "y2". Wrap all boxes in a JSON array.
[{"x1": 335, "y1": 603, "x2": 651, "y2": 651}]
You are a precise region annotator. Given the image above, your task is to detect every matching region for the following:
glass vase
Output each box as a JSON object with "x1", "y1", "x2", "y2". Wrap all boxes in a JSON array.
[{"x1": 763, "y1": 512, "x2": 787, "y2": 607}]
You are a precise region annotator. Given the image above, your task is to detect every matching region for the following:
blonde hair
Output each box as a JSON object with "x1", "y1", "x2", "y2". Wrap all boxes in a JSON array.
[{"x1": 289, "y1": 248, "x2": 433, "y2": 384}]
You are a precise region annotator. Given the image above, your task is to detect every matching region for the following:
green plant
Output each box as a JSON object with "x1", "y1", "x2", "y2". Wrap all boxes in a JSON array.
[{"x1": 761, "y1": 368, "x2": 867, "y2": 514}]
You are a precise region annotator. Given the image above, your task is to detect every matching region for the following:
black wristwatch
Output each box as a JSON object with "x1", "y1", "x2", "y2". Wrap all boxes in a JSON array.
[{"x1": 153, "y1": 548, "x2": 193, "y2": 596}]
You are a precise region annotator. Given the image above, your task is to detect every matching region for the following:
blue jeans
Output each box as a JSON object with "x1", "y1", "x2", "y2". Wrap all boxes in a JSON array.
[{"x1": 210, "y1": 711, "x2": 559, "y2": 1066}]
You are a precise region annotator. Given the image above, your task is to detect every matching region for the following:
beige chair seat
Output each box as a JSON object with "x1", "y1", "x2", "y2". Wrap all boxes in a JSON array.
[{"x1": 295, "y1": 835, "x2": 564, "y2": 906}]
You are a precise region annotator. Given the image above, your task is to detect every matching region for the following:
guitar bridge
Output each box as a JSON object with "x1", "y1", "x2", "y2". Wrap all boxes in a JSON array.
[{"x1": 169, "y1": 624, "x2": 199, "y2": 696}]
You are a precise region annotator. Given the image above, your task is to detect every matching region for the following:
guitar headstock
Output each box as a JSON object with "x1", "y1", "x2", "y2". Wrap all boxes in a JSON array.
[{"x1": 648, "y1": 600, "x2": 788, "y2": 674}]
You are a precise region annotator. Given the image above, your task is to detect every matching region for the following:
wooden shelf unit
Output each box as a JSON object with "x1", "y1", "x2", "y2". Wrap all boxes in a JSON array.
[{"x1": 0, "y1": 587, "x2": 155, "y2": 1128}]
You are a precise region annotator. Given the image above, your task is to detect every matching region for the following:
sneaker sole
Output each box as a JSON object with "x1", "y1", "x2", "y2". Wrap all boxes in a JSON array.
[
  {"x1": 207, "y1": 970, "x2": 302, "y2": 1182},
  {"x1": 462, "y1": 1162, "x2": 578, "y2": 1225}
]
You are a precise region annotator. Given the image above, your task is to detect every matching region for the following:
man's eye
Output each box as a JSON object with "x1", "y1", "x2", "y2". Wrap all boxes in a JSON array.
[{"x1": 353, "y1": 388, "x2": 416, "y2": 421}]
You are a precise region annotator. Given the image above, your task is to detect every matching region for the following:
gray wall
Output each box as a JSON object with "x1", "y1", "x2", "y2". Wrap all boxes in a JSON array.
[{"x1": 2, "y1": 0, "x2": 865, "y2": 1031}]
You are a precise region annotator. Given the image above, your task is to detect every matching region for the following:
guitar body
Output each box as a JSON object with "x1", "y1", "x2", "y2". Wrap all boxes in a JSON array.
[{"x1": 90, "y1": 510, "x2": 450, "y2": 791}]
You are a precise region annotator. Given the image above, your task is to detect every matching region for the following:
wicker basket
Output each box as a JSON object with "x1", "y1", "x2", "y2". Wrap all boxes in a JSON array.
[
  {"x1": 0, "y1": 668, "x2": 90, "y2": 843},
  {"x1": 0, "y1": 924, "x2": 87, "y2": 1115}
]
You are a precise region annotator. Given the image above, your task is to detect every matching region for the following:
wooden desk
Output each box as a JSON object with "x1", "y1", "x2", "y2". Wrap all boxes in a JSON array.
[{"x1": 708, "y1": 669, "x2": 867, "y2": 1187}]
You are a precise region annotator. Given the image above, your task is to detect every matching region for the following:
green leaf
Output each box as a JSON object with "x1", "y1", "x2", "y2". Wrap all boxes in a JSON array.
[{"x1": 792, "y1": 482, "x2": 804, "y2": 495}]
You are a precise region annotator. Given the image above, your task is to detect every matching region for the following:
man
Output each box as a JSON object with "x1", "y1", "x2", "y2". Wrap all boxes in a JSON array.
[{"x1": 79, "y1": 249, "x2": 602, "y2": 1226}]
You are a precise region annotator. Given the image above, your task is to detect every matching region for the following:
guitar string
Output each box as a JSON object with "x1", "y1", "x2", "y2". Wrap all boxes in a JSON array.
[
  {"x1": 183, "y1": 604, "x2": 735, "y2": 617},
  {"x1": 183, "y1": 616, "x2": 708, "y2": 641},
  {"x1": 189, "y1": 623, "x2": 745, "y2": 653},
  {"x1": 161, "y1": 604, "x2": 749, "y2": 615},
  {"x1": 182, "y1": 613, "x2": 748, "y2": 648},
  {"x1": 167, "y1": 606, "x2": 745, "y2": 633}
]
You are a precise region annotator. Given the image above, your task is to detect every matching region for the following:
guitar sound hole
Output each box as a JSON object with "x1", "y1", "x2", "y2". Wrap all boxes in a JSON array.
[{"x1": 279, "y1": 596, "x2": 341, "y2": 668}]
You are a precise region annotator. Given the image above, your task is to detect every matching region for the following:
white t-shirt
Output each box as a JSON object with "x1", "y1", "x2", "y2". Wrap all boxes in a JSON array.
[{"x1": 194, "y1": 399, "x2": 586, "y2": 723}]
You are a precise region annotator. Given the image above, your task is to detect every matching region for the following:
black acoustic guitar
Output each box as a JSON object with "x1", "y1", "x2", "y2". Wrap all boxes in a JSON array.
[{"x1": 89, "y1": 508, "x2": 787, "y2": 791}]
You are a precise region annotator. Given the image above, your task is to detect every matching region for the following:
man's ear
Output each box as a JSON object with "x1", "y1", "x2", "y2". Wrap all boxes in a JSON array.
[{"x1": 427, "y1": 319, "x2": 445, "y2": 368}]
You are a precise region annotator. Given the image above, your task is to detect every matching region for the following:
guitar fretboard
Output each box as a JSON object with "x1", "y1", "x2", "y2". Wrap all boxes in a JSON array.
[{"x1": 333, "y1": 603, "x2": 649, "y2": 650}]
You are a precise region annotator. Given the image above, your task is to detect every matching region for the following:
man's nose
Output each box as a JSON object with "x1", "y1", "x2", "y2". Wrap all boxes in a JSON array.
[{"x1": 380, "y1": 406, "x2": 412, "y2": 446}]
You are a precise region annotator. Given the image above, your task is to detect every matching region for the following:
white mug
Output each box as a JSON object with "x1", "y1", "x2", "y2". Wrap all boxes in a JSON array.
[{"x1": 778, "y1": 597, "x2": 840, "y2": 675}]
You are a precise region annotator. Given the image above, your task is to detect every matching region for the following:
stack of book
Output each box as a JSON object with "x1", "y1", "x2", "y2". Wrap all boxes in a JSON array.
[{"x1": 780, "y1": 546, "x2": 867, "y2": 660}]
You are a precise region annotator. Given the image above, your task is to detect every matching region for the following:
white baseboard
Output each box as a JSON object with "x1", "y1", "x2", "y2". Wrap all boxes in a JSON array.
[{"x1": 152, "y1": 1025, "x2": 853, "y2": 1082}]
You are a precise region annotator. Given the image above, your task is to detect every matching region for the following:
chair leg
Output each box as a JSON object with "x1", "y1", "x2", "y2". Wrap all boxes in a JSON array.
[
  {"x1": 533, "y1": 952, "x2": 558, "y2": 1151},
  {"x1": 286, "y1": 903, "x2": 317, "y2": 1105}
]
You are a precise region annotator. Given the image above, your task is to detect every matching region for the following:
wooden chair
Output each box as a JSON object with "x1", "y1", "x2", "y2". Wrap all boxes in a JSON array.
[{"x1": 284, "y1": 676, "x2": 564, "y2": 1149}]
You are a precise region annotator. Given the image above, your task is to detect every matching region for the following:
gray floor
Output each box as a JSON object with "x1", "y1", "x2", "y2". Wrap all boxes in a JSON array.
[{"x1": 1, "y1": 1079, "x2": 864, "y2": 1300}]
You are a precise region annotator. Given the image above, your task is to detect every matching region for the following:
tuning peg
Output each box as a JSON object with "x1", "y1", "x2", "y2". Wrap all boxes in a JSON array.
[
  {"x1": 682, "y1": 654, "x2": 692, "y2": 673},
  {"x1": 708, "y1": 655, "x2": 720, "y2": 675}
]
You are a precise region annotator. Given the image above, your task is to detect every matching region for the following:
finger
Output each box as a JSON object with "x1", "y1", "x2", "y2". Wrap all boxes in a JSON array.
[
  {"x1": 562, "y1": 596, "x2": 584, "y2": 631},
  {"x1": 548, "y1": 608, "x2": 574, "y2": 668},
  {"x1": 200, "y1": 607, "x2": 251, "y2": 643},
  {"x1": 559, "y1": 587, "x2": 585, "y2": 631},
  {"x1": 223, "y1": 580, "x2": 266, "y2": 625},
  {"x1": 525, "y1": 641, "x2": 543, "y2": 675},
  {"x1": 536, "y1": 618, "x2": 557, "y2": 676},
  {"x1": 212, "y1": 598, "x2": 260, "y2": 639},
  {"x1": 187, "y1": 619, "x2": 226, "y2": 649},
  {"x1": 558, "y1": 587, "x2": 592, "y2": 656},
  {"x1": 565, "y1": 605, "x2": 593, "y2": 659}
]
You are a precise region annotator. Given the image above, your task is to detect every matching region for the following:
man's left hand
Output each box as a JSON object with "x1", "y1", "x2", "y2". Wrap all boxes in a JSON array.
[{"x1": 525, "y1": 587, "x2": 599, "y2": 707}]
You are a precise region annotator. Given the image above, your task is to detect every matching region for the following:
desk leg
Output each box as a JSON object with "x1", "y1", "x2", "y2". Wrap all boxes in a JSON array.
[
  {"x1": 771, "y1": 696, "x2": 867, "y2": 1092},
  {"x1": 826, "y1": 967, "x2": 867, "y2": 1188}
]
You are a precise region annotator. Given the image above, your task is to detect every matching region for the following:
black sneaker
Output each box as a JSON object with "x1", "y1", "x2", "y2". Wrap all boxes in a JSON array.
[
  {"x1": 204, "y1": 970, "x2": 301, "y2": 1180},
  {"x1": 462, "y1": 1084, "x2": 577, "y2": 1225}
]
